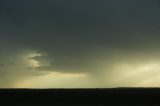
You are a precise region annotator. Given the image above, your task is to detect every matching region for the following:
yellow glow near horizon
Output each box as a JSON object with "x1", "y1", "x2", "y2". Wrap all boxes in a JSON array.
[
  {"x1": 14, "y1": 59, "x2": 160, "y2": 88},
  {"x1": 13, "y1": 50, "x2": 160, "y2": 88},
  {"x1": 104, "y1": 61, "x2": 160, "y2": 87},
  {"x1": 14, "y1": 72, "x2": 90, "y2": 88}
]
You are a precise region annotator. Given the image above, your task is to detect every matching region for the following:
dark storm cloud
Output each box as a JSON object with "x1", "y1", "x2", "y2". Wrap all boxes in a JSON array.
[{"x1": 0, "y1": 0, "x2": 160, "y2": 75}]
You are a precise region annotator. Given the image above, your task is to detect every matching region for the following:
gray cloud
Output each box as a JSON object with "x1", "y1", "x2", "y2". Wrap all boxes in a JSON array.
[{"x1": 0, "y1": 0, "x2": 160, "y2": 87}]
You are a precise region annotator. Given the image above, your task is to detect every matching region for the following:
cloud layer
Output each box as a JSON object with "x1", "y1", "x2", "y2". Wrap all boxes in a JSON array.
[{"x1": 0, "y1": 0, "x2": 160, "y2": 87}]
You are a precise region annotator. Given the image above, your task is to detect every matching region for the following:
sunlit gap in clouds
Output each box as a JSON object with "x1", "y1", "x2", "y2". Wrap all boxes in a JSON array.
[{"x1": 27, "y1": 52, "x2": 42, "y2": 68}]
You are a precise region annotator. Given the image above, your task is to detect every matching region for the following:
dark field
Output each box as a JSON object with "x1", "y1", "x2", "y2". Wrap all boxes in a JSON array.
[{"x1": 0, "y1": 88, "x2": 160, "y2": 106}]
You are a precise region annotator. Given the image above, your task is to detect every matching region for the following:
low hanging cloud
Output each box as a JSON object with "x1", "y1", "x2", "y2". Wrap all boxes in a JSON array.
[{"x1": 0, "y1": 0, "x2": 160, "y2": 87}]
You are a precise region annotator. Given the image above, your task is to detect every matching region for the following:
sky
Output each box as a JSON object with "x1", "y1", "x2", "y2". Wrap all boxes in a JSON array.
[{"x1": 0, "y1": 0, "x2": 160, "y2": 88}]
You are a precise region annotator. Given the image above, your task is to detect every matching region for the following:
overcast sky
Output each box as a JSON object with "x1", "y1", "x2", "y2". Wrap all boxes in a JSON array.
[{"x1": 0, "y1": 0, "x2": 160, "y2": 88}]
